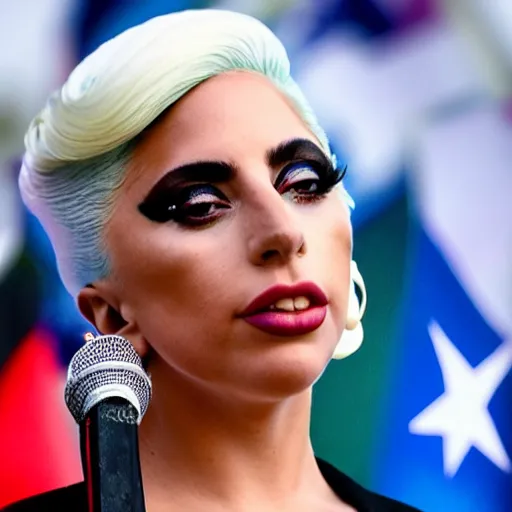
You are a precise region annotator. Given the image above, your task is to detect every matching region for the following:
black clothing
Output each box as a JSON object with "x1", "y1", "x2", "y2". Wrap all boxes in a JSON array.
[{"x1": 3, "y1": 458, "x2": 421, "y2": 511}]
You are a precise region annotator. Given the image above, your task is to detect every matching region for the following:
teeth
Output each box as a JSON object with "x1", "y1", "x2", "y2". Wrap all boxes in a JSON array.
[
  {"x1": 269, "y1": 296, "x2": 311, "y2": 312},
  {"x1": 294, "y1": 296, "x2": 310, "y2": 310},
  {"x1": 274, "y1": 298, "x2": 295, "y2": 312}
]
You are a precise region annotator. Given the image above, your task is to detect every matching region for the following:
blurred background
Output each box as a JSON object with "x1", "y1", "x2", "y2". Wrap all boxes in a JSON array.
[{"x1": 0, "y1": 0, "x2": 511, "y2": 510}]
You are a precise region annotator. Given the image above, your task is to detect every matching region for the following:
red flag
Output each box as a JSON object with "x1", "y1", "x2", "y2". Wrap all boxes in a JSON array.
[{"x1": 0, "y1": 328, "x2": 82, "y2": 507}]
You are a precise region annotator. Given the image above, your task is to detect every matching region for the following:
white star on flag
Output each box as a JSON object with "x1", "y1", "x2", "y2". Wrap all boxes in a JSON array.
[{"x1": 409, "y1": 320, "x2": 512, "y2": 477}]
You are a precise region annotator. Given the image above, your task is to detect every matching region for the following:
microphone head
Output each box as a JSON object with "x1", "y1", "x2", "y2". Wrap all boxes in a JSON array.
[{"x1": 65, "y1": 335, "x2": 152, "y2": 424}]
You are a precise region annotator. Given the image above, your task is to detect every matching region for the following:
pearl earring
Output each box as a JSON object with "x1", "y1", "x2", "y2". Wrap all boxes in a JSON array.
[{"x1": 332, "y1": 261, "x2": 367, "y2": 360}]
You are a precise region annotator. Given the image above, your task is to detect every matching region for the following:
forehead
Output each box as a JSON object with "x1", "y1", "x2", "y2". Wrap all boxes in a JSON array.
[{"x1": 126, "y1": 72, "x2": 319, "y2": 186}]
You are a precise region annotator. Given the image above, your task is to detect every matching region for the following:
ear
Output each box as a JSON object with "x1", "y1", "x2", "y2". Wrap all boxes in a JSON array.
[{"x1": 77, "y1": 283, "x2": 150, "y2": 359}]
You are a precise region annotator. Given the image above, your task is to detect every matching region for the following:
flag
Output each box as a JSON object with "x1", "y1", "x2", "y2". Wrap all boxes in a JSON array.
[
  {"x1": 291, "y1": 0, "x2": 480, "y2": 228},
  {"x1": 0, "y1": 329, "x2": 83, "y2": 507},
  {"x1": 372, "y1": 100, "x2": 512, "y2": 511}
]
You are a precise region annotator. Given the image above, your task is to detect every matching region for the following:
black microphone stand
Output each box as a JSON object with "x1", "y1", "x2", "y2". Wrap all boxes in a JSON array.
[{"x1": 80, "y1": 398, "x2": 146, "y2": 512}]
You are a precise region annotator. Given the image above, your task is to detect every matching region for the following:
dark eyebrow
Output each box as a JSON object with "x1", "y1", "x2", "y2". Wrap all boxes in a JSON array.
[
  {"x1": 140, "y1": 138, "x2": 330, "y2": 205},
  {"x1": 266, "y1": 138, "x2": 331, "y2": 169},
  {"x1": 140, "y1": 161, "x2": 235, "y2": 204}
]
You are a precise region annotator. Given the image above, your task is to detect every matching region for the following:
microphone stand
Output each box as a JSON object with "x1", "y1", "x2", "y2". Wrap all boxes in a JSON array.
[{"x1": 80, "y1": 398, "x2": 146, "y2": 512}]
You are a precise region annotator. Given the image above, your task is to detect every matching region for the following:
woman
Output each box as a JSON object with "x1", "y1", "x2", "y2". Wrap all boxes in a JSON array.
[{"x1": 7, "y1": 9, "x2": 421, "y2": 512}]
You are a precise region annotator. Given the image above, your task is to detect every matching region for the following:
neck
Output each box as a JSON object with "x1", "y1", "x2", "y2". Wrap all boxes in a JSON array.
[{"x1": 138, "y1": 359, "x2": 339, "y2": 511}]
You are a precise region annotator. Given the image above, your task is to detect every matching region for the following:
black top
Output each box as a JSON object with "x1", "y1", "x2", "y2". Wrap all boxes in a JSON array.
[{"x1": 3, "y1": 459, "x2": 421, "y2": 511}]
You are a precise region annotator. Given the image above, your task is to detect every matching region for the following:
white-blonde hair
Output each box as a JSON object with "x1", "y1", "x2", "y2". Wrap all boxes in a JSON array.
[{"x1": 19, "y1": 9, "x2": 351, "y2": 297}]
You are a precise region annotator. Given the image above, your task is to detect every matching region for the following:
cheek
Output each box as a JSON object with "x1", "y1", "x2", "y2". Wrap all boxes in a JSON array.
[
  {"x1": 303, "y1": 197, "x2": 352, "y2": 325},
  {"x1": 109, "y1": 224, "x2": 239, "y2": 353},
  {"x1": 304, "y1": 195, "x2": 352, "y2": 264},
  {"x1": 127, "y1": 242, "x2": 229, "y2": 311}
]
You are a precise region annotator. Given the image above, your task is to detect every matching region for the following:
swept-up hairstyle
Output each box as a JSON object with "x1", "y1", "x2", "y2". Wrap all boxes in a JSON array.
[{"x1": 19, "y1": 9, "x2": 353, "y2": 297}]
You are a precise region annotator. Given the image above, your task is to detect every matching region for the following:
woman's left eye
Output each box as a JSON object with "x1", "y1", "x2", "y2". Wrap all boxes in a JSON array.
[{"x1": 276, "y1": 161, "x2": 342, "y2": 203}]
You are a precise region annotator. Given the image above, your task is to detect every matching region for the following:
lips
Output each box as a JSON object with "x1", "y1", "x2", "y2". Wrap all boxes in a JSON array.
[{"x1": 240, "y1": 282, "x2": 328, "y2": 336}]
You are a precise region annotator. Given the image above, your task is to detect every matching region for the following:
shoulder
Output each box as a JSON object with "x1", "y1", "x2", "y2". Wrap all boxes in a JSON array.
[
  {"x1": 1, "y1": 482, "x2": 86, "y2": 512},
  {"x1": 317, "y1": 458, "x2": 423, "y2": 512}
]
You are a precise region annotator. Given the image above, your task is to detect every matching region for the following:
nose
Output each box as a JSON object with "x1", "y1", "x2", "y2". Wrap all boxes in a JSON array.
[{"x1": 245, "y1": 187, "x2": 306, "y2": 267}]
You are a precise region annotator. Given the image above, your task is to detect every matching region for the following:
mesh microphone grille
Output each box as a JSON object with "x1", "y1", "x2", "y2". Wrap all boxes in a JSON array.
[{"x1": 65, "y1": 335, "x2": 151, "y2": 424}]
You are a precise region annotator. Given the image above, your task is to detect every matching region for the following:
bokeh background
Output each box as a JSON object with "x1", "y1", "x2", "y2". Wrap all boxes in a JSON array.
[{"x1": 1, "y1": 1, "x2": 511, "y2": 510}]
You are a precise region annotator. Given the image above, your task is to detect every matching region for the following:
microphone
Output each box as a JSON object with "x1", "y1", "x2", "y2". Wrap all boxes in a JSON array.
[{"x1": 65, "y1": 335, "x2": 152, "y2": 512}]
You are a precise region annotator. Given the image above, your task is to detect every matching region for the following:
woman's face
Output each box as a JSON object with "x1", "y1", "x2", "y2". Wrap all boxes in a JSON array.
[{"x1": 102, "y1": 72, "x2": 352, "y2": 401}]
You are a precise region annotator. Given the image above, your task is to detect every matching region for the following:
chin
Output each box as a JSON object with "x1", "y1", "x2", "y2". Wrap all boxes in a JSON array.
[{"x1": 240, "y1": 341, "x2": 334, "y2": 401}]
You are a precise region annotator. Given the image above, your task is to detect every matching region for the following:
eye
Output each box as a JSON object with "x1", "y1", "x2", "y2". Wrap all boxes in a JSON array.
[
  {"x1": 138, "y1": 184, "x2": 231, "y2": 226},
  {"x1": 275, "y1": 161, "x2": 346, "y2": 204}
]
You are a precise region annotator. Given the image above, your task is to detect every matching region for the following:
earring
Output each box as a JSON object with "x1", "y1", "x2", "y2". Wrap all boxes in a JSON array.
[{"x1": 332, "y1": 260, "x2": 367, "y2": 360}]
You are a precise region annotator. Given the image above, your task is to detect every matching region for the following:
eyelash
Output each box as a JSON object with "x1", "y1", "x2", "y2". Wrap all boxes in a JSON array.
[
  {"x1": 139, "y1": 161, "x2": 347, "y2": 226},
  {"x1": 276, "y1": 161, "x2": 346, "y2": 205}
]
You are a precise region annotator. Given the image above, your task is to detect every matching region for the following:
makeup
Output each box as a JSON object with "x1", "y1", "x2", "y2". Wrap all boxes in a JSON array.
[
  {"x1": 137, "y1": 138, "x2": 346, "y2": 226},
  {"x1": 240, "y1": 282, "x2": 328, "y2": 337}
]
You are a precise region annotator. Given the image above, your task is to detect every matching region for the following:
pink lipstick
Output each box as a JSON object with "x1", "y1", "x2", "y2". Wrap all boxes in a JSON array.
[{"x1": 240, "y1": 282, "x2": 328, "y2": 337}]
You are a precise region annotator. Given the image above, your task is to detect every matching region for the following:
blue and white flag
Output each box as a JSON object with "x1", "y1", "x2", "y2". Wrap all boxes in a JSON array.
[{"x1": 374, "y1": 101, "x2": 512, "y2": 511}]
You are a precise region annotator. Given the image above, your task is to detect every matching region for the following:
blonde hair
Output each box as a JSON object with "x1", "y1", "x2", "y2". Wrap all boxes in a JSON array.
[{"x1": 19, "y1": 9, "x2": 351, "y2": 296}]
